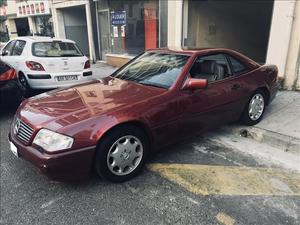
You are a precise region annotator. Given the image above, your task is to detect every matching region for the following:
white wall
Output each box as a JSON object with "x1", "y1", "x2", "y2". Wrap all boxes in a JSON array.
[
  {"x1": 167, "y1": 0, "x2": 182, "y2": 49},
  {"x1": 266, "y1": 0, "x2": 296, "y2": 78},
  {"x1": 282, "y1": 0, "x2": 300, "y2": 89}
]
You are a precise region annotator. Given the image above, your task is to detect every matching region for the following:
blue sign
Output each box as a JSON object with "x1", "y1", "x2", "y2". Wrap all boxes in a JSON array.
[{"x1": 111, "y1": 11, "x2": 126, "y2": 26}]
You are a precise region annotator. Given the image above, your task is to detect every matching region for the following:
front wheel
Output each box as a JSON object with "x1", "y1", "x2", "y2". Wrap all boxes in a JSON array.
[
  {"x1": 94, "y1": 125, "x2": 149, "y2": 182},
  {"x1": 241, "y1": 91, "x2": 266, "y2": 126}
]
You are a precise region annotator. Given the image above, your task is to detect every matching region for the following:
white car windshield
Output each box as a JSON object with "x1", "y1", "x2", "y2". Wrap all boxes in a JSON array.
[{"x1": 32, "y1": 41, "x2": 83, "y2": 57}]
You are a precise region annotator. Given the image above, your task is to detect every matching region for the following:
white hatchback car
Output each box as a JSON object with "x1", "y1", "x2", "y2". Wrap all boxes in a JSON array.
[{"x1": 0, "y1": 36, "x2": 93, "y2": 92}]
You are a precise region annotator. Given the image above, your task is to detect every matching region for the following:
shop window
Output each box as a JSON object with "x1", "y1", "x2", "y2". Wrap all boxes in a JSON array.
[{"x1": 98, "y1": 0, "x2": 165, "y2": 58}]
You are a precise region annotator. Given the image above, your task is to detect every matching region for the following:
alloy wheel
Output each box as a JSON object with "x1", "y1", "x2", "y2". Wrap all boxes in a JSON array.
[
  {"x1": 106, "y1": 135, "x2": 143, "y2": 176},
  {"x1": 248, "y1": 93, "x2": 265, "y2": 121}
]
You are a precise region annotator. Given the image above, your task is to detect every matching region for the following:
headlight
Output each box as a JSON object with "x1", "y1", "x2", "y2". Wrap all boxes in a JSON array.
[{"x1": 33, "y1": 129, "x2": 74, "y2": 152}]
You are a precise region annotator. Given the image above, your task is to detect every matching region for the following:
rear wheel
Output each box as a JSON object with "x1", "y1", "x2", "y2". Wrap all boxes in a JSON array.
[
  {"x1": 241, "y1": 90, "x2": 266, "y2": 126},
  {"x1": 94, "y1": 125, "x2": 149, "y2": 182}
]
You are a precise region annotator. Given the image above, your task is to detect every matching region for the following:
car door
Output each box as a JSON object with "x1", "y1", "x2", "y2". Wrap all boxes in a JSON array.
[
  {"x1": 226, "y1": 54, "x2": 253, "y2": 114},
  {"x1": 179, "y1": 53, "x2": 248, "y2": 134}
]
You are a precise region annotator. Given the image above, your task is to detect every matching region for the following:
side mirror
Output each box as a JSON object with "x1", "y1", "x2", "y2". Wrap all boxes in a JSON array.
[
  {"x1": 185, "y1": 78, "x2": 208, "y2": 90},
  {"x1": 1, "y1": 50, "x2": 8, "y2": 56}
]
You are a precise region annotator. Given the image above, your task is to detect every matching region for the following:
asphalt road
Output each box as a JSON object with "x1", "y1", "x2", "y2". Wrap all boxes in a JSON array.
[{"x1": 0, "y1": 105, "x2": 299, "y2": 225}]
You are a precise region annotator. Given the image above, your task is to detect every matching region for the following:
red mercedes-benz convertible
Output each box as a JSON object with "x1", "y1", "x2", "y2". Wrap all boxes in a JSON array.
[{"x1": 9, "y1": 48, "x2": 279, "y2": 182}]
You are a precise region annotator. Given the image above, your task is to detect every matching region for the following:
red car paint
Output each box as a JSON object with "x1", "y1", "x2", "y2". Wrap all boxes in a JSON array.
[{"x1": 9, "y1": 48, "x2": 278, "y2": 180}]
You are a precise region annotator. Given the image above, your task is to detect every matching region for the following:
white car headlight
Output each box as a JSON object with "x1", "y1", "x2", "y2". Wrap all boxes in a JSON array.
[{"x1": 33, "y1": 129, "x2": 74, "y2": 152}]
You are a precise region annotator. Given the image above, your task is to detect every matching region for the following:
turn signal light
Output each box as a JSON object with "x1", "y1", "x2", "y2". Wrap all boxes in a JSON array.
[
  {"x1": 84, "y1": 60, "x2": 90, "y2": 69},
  {"x1": 26, "y1": 61, "x2": 45, "y2": 71},
  {"x1": 0, "y1": 68, "x2": 17, "y2": 81}
]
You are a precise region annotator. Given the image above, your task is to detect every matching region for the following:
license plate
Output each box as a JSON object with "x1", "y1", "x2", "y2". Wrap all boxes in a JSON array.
[
  {"x1": 57, "y1": 75, "x2": 78, "y2": 81},
  {"x1": 10, "y1": 141, "x2": 19, "y2": 157}
]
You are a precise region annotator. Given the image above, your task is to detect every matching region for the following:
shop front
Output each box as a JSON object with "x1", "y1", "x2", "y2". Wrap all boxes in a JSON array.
[
  {"x1": 96, "y1": 0, "x2": 167, "y2": 67},
  {"x1": 15, "y1": 0, "x2": 52, "y2": 36}
]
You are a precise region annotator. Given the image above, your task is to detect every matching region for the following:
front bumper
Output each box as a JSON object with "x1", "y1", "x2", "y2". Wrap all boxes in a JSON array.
[
  {"x1": 9, "y1": 132, "x2": 96, "y2": 181},
  {"x1": 25, "y1": 70, "x2": 93, "y2": 89}
]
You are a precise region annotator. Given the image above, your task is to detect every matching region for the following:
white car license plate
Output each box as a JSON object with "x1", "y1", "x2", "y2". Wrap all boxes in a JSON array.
[
  {"x1": 57, "y1": 75, "x2": 78, "y2": 81},
  {"x1": 10, "y1": 141, "x2": 19, "y2": 157}
]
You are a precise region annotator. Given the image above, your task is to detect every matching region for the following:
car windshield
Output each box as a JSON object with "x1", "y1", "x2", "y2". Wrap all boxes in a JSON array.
[
  {"x1": 32, "y1": 41, "x2": 83, "y2": 57},
  {"x1": 111, "y1": 52, "x2": 190, "y2": 89}
]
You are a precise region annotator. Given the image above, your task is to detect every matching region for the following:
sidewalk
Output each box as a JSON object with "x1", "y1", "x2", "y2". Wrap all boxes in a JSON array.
[
  {"x1": 207, "y1": 91, "x2": 300, "y2": 172},
  {"x1": 91, "y1": 61, "x2": 117, "y2": 79}
]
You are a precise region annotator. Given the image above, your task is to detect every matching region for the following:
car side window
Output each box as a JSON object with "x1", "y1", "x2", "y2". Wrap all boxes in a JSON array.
[
  {"x1": 2, "y1": 41, "x2": 15, "y2": 56},
  {"x1": 11, "y1": 40, "x2": 26, "y2": 56},
  {"x1": 228, "y1": 55, "x2": 250, "y2": 75},
  {"x1": 189, "y1": 54, "x2": 231, "y2": 83}
]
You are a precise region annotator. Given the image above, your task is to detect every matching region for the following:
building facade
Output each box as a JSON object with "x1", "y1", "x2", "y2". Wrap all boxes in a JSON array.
[
  {"x1": 2, "y1": 0, "x2": 300, "y2": 90},
  {"x1": 3, "y1": 0, "x2": 53, "y2": 39}
]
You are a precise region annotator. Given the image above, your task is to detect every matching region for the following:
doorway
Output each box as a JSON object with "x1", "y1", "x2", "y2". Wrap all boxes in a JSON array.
[
  {"x1": 15, "y1": 18, "x2": 29, "y2": 36},
  {"x1": 62, "y1": 6, "x2": 89, "y2": 57},
  {"x1": 183, "y1": 0, "x2": 274, "y2": 63}
]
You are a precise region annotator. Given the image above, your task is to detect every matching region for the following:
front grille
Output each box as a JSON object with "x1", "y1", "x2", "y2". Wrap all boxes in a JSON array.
[{"x1": 15, "y1": 119, "x2": 34, "y2": 144}]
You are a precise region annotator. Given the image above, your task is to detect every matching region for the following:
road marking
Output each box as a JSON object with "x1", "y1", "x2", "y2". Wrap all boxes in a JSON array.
[
  {"x1": 216, "y1": 212, "x2": 235, "y2": 225},
  {"x1": 147, "y1": 164, "x2": 300, "y2": 196}
]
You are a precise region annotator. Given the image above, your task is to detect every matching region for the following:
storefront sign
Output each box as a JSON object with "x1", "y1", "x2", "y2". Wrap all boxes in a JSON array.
[
  {"x1": 111, "y1": 11, "x2": 126, "y2": 26},
  {"x1": 16, "y1": 0, "x2": 50, "y2": 17}
]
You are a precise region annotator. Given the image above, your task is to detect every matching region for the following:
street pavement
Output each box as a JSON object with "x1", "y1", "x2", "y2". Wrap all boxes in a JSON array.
[
  {"x1": 1, "y1": 105, "x2": 299, "y2": 225},
  {"x1": 91, "y1": 62, "x2": 117, "y2": 79}
]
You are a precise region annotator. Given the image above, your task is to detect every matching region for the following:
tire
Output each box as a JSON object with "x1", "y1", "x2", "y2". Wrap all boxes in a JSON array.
[
  {"x1": 94, "y1": 125, "x2": 149, "y2": 182},
  {"x1": 18, "y1": 73, "x2": 31, "y2": 97},
  {"x1": 241, "y1": 90, "x2": 266, "y2": 126}
]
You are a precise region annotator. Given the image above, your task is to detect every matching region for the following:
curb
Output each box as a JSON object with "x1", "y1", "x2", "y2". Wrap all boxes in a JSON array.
[{"x1": 223, "y1": 125, "x2": 300, "y2": 154}]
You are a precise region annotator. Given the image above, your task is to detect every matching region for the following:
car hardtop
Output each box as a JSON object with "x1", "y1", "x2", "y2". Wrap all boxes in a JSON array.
[{"x1": 145, "y1": 47, "x2": 260, "y2": 70}]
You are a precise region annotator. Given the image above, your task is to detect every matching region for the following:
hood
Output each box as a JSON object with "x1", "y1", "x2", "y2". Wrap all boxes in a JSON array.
[{"x1": 19, "y1": 77, "x2": 166, "y2": 129}]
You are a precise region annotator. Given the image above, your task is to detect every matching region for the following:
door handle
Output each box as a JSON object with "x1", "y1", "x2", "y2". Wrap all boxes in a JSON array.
[{"x1": 231, "y1": 83, "x2": 241, "y2": 90}]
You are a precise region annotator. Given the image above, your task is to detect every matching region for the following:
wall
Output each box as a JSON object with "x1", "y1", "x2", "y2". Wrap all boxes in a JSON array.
[
  {"x1": 282, "y1": 0, "x2": 300, "y2": 90},
  {"x1": 266, "y1": 0, "x2": 296, "y2": 78},
  {"x1": 297, "y1": 56, "x2": 300, "y2": 90},
  {"x1": 185, "y1": 0, "x2": 273, "y2": 63},
  {"x1": 167, "y1": 0, "x2": 182, "y2": 48}
]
